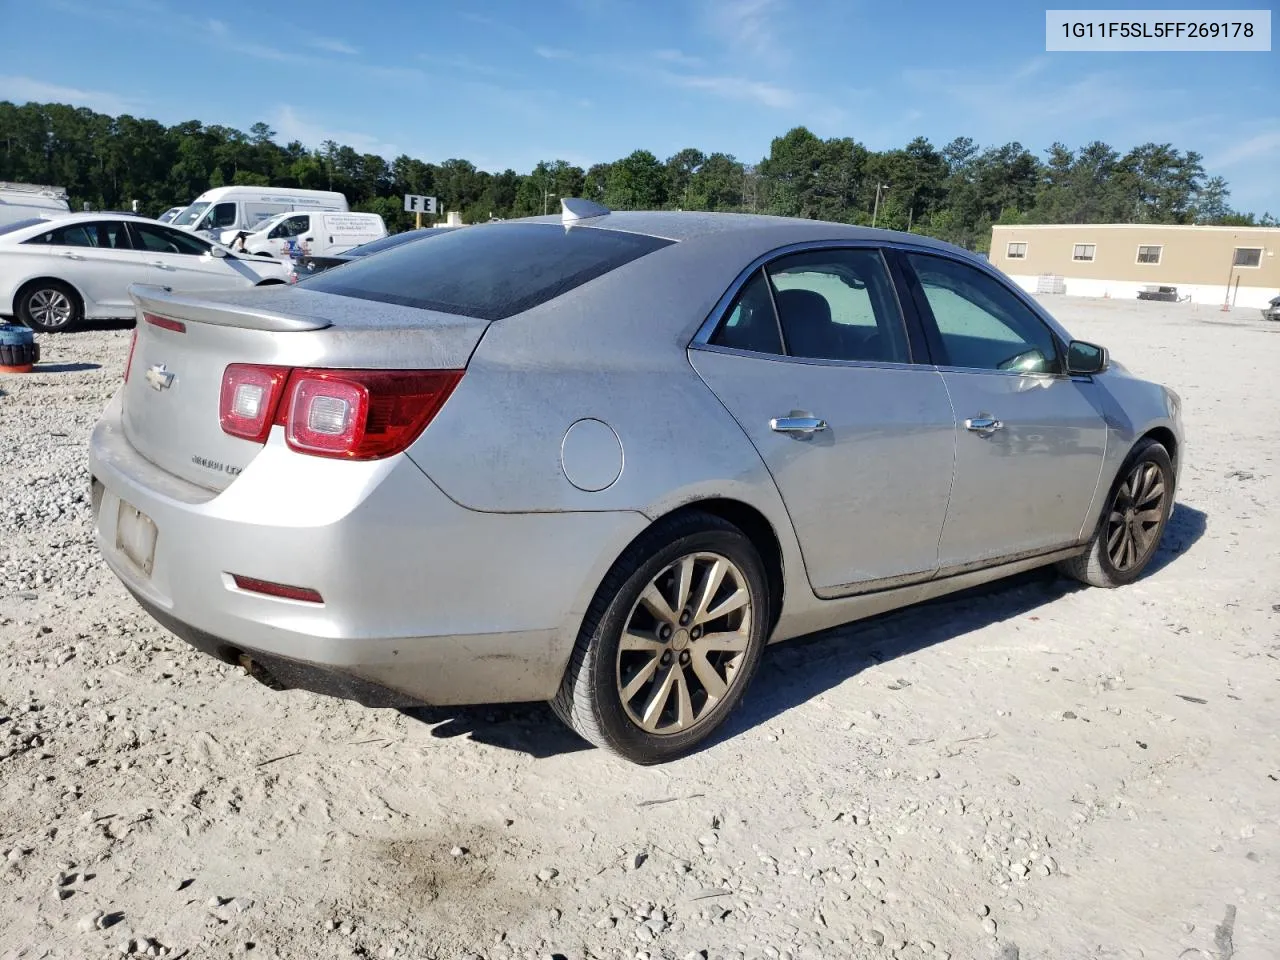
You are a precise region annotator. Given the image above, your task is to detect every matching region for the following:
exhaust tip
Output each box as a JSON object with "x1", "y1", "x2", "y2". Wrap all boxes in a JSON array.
[{"x1": 237, "y1": 653, "x2": 287, "y2": 692}]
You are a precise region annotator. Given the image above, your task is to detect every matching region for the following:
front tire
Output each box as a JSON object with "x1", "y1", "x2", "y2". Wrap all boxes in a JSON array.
[
  {"x1": 17, "y1": 281, "x2": 82, "y2": 333},
  {"x1": 1059, "y1": 438, "x2": 1174, "y2": 588},
  {"x1": 552, "y1": 512, "x2": 771, "y2": 764}
]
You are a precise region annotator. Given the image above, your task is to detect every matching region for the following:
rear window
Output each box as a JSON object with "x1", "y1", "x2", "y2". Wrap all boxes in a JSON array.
[
  {"x1": 345, "y1": 228, "x2": 439, "y2": 258},
  {"x1": 302, "y1": 222, "x2": 674, "y2": 320}
]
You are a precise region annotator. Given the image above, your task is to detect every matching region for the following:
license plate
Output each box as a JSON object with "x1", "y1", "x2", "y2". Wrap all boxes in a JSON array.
[{"x1": 116, "y1": 501, "x2": 158, "y2": 578}]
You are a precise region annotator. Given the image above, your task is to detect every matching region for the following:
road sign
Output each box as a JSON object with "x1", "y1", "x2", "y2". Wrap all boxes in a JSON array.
[{"x1": 404, "y1": 194, "x2": 438, "y2": 214}]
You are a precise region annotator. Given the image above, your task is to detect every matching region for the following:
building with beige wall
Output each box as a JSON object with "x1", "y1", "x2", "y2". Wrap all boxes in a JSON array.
[{"x1": 990, "y1": 223, "x2": 1280, "y2": 309}]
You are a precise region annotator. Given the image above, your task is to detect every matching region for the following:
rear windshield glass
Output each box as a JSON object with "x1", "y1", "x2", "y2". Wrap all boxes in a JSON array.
[
  {"x1": 344, "y1": 227, "x2": 458, "y2": 258},
  {"x1": 302, "y1": 222, "x2": 674, "y2": 320}
]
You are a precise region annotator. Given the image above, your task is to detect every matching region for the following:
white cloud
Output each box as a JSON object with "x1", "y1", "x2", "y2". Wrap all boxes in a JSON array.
[
  {"x1": 654, "y1": 48, "x2": 705, "y2": 68},
  {"x1": 0, "y1": 75, "x2": 137, "y2": 115},
  {"x1": 901, "y1": 64, "x2": 1145, "y2": 129},
  {"x1": 1208, "y1": 128, "x2": 1280, "y2": 169},
  {"x1": 660, "y1": 70, "x2": 798, "y2": 109},
  {"x1": 310, "y1": 36, "x2": 361, "y2": 56},
  {"x1": 535, "y1": 46, "x2": 575, "y2": 60},
  {"x1": 272, "y1": 105, "x2": 399, "y2": 157},
  {"x1": 703, "y1": 0, "x2": 789, "y2": 67},
  {"x1": 418, "y1": 53, "x2": 523, "y2": 79}
]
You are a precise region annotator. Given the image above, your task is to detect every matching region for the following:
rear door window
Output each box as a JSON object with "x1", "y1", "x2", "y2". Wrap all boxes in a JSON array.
[
  {"x1": 710, "y1": 269, "x2": 783, "y2": 355},
  {"x1": 302, "y1": 222, "x2": 675, "y2": 320},
  {"x1": 767, "y1": 249, "x2": 909, "y2": 363},
  {"x1": 24, "y1": 221, "x2": 133, "y2": 249}
]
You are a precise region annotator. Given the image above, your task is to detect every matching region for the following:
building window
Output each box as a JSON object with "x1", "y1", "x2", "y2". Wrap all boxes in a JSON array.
[
  {"x1": 1006, "y1": 242, "x2": 1027, "y2": 260},
  {"x1": 1233, "y1": 247, "x2": 1262, "y2": 268},
  {"x1": 1136, "y1": 245, "x2": 1162, "y2": 265},
  {"x1": 1072, "y1": 243, "x2": 1096, "y2": 262}
]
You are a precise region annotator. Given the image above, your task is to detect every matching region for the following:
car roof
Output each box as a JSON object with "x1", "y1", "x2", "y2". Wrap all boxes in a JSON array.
[
  {"x1": 13, "y1": 211, "x2": 147, "y2": 225},
  {"x1": 513, "y1": 209, "x2": 972, "y2": 257}
]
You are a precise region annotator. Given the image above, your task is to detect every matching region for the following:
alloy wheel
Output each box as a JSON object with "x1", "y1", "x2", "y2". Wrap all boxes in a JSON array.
[
  {"x1": 616, "y1": 552, "x2": 753, "y2": 736},
  {"x1": 1106, "y1": 460, "x2": 1167, "y2": 571},
  {"x1": 28, "y1": 289, "x2": 73, "y2": 329}
]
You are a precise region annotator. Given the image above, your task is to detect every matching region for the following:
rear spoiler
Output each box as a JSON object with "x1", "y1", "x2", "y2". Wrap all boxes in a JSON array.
[{"x1": 128, "y1": 284, "x2": 331, "y2": 333}]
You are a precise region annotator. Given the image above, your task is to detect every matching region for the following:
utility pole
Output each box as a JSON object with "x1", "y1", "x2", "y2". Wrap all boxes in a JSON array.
[
  {"x1": 871, "y1": 183, "x2": 890, "y2": 228},
  {"x1": 542, "y1": 168, "x2": 557, "y2": 215}
]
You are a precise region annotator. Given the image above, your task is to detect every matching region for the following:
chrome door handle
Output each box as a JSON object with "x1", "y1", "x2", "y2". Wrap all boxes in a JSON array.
[
  {"x1": 964, "y1": 416, "x2": 1004, "y2": 434},
  {"x1": 151, "y1": 260, "x2": 173, "y2": 269},
  {"x1": 770, "y1": 416, "x2": 828, "y2": 436},
  {"x1": 62, "y1": 251, "x2": 84, "y2": 260}
]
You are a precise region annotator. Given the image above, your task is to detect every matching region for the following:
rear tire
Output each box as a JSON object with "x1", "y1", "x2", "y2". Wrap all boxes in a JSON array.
[
  {"x1": 17, "y1": 281, "x2": 82, "y2": 333},
  {"x1": 1058, "y1": 438, "x2": 1174, "y2": 588},
  {"x1": 552, "y1": 512, "x2": 771, "y2": 764}
]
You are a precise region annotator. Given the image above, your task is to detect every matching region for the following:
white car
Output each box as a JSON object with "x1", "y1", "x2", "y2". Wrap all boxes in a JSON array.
[{"x1": 0, "y1": 214, "x2": 289, "y2": 332}]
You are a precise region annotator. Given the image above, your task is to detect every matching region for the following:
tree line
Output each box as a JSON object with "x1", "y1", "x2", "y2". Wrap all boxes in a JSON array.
[{"x1": 1, "y1": 101, "x2": 1270, "y2": 252}]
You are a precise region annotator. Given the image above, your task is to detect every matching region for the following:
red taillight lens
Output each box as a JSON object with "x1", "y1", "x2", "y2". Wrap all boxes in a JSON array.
[
  {"x1": 218, "y1": 364, "x2": 463, "y2": 459},
  {"x1": 285, "y1": 375, "x2": 368, "y2": 455},
  {"x1": 219, "y1": 364, "x2": 290, "y2": 443},
  {"x1": 123, "y1": 329, "x2": 138, "y2": 382},
  {"x1": 282, "y1": 369, "x2": 463, "y2": 460}
]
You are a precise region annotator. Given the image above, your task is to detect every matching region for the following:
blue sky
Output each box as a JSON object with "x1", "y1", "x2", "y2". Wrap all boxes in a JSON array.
[{"x1": 1, "y1": 0, "x2": 1277, "y2": 213}]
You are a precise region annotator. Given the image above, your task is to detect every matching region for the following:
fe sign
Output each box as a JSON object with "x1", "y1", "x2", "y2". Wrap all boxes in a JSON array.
[{"x1": 404, "y1": 194, "x2": 438, "y2": 214}]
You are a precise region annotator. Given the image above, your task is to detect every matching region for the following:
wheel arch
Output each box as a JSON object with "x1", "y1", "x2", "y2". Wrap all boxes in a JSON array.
[
  {"x1": 1139, "y1": 425, "x2": 1178, "y2": 475},
  {"x1": 635, "y1": 498, "x2": 785, "y2": 634},
  {"x1": 12, "y1": 275, "x2": 86, "y2": 318}
]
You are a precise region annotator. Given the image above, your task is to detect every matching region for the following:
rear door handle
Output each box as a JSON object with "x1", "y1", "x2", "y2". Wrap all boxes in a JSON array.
[
  {"x1": 770, "y1": 416, "x2": 828, "y2": 436},
  {"x1": 964, "y1": 416, "x2": 1004, "y2": 434},
  {"x1": 61, "y1": 251, "x2": 84, "y2": 260}
]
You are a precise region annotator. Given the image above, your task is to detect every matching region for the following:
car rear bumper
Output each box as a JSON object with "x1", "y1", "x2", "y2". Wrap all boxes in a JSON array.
[{"x1": 89, "y1": 389, "x2": 648, "y2": 706}]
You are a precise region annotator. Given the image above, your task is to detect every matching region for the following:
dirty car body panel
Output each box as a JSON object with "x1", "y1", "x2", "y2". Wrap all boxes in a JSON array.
[{"x1": 89, "y1": 210, "x2": 1183, "y2": 722}]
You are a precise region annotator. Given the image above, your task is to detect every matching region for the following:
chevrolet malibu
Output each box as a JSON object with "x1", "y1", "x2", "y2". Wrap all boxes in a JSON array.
[{"x1": 89, "y1": 200, "x2": 1184, "y2": 764}]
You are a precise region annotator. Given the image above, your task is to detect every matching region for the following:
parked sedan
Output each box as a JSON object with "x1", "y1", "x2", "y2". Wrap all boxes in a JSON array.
[
  {"x1": 88, "y1": 201, "x2": 1183, "y2": 764},
  {"x1": 0, "y1": 214, "x2": 289, "y2": 331}
]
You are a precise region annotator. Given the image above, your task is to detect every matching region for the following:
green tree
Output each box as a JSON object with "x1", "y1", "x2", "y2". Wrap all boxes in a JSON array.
[{"x1": 604, "y1": 150, "x2": 666, "y2": 209}]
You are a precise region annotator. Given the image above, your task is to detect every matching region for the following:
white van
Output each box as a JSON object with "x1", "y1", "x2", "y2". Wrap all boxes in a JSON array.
[
  {"x1": 0, "y1": 182, "x2": 71, "y2": 228},
  {"x1": 170, "y1": 187, "x2": 348, "y2": 244},
  {"x1": 243, "y1": 211, "x2": 387, "y2": 258}
]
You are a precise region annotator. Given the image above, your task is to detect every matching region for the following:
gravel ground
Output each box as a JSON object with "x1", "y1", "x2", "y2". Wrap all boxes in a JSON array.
[{"x1": 1, "y1": 298, "x2": 1277, "y2": 960}]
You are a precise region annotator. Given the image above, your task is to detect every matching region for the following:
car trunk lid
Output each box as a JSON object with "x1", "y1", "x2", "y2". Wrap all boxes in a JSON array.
[{"x1": 121, "y1": 284, "x2": 490, "y2": 492}]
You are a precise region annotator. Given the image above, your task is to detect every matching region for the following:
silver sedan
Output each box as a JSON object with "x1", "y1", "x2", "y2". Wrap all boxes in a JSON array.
[{"x1": 89, "y1": 200, "x2": 1184, "y2": 764}]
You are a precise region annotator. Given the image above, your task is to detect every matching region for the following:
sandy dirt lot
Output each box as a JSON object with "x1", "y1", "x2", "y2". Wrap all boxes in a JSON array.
[{"x1": 1, "y1": 296, "x2": 1277, "y2": 960}]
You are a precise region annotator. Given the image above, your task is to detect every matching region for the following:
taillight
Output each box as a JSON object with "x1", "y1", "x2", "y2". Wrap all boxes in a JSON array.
[
  {"x1": 282, "y1": 369, "x2": 463, "y2": 460},
  {"x1": 219, "y1": 364, "x2": 290, "y2": 443},
  {"x1": 217, "y1": 364, "x2": 463, "y2": 460},
  {"x1": 123, "y1": 329, "x2": 138, "y2": 382}
]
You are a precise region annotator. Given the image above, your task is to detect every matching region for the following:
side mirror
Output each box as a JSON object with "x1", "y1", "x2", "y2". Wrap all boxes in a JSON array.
[
  {"x1": 1066, "y1": 339, "x2": 1107, "y2": 375},
  {"x1": 209, "y1": 245, "x2": 229, "y2": 258}
]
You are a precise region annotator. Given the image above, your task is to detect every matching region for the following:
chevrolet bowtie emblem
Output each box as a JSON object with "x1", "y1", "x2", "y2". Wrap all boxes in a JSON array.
[{"x1": 145, "y1": 363, "x2": 175, "y2": 392}]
